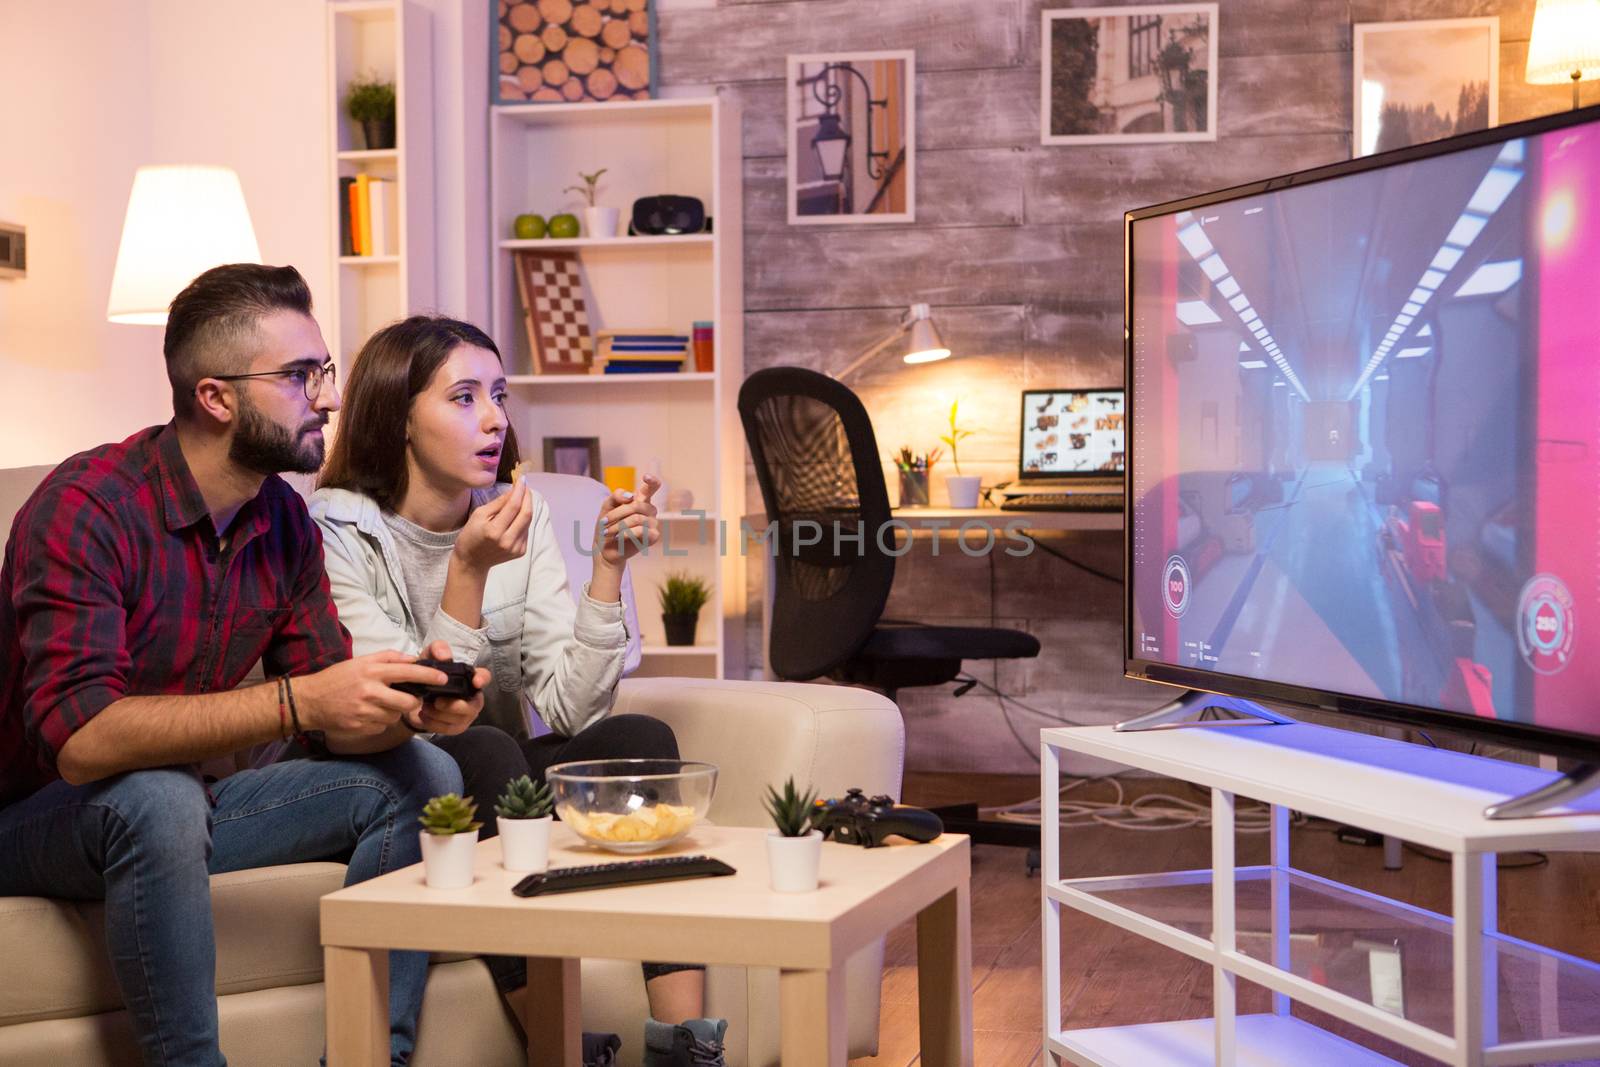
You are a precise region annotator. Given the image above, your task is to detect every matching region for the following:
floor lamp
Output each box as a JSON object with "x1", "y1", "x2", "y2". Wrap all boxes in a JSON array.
[
  {"x1": 1525, "y1": 0, "x2": 1600, "y2": 111},
  {"x1": 107, "y1": 165, "x2": 262, "y2": 325}
]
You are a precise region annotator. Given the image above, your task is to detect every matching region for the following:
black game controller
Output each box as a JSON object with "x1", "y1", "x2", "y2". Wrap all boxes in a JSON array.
[
  {"x1": 392, "y1": 657, "x2": 477, "y2": 702},
  {"x1": 810, "y1": 788, "x2": 943, "y2": 848}
]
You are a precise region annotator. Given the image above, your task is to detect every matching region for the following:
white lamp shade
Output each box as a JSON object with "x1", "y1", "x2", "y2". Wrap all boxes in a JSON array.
[
  {"x1": 107, "y1": 165, "x2": 262, "y2": 325},
  {"x1": 1526, "y1": 0, "x2": 1600, "y2": 84},
  {"x1": 902, "y1": 313, "x2": 950, "y2": 364}
]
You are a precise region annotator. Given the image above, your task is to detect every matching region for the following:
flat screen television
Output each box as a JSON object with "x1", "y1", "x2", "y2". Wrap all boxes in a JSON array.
[{"x1": 1124, "y1": 104, "x2": 1600, "y2": 763}]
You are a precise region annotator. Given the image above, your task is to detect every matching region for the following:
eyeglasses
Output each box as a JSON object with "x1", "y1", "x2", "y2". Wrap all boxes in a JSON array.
[{"x1": 206, "y1": 361, "x2": 337, "y2": 403}]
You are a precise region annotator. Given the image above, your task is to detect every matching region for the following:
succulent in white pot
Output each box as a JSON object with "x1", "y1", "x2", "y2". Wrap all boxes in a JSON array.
[
  {"x1": 495, "y1": 774, "x2": 555, "y2": 873},
  {"x1": 763, "y1": 776, "x2": 823, "y2": 893},
  {"x1": 418, "y1": 793, "x2": 482, "y2": 889}
]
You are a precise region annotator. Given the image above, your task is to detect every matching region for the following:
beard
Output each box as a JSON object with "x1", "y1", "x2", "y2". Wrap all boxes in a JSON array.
[{"x1": 229, "y1": 395, "x2": 326, "y2": 475}]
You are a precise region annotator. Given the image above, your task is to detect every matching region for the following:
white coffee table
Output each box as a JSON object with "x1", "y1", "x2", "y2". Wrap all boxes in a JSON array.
[{"x1": 321, "y1": 823, "x2": 972, "y2": 1066}]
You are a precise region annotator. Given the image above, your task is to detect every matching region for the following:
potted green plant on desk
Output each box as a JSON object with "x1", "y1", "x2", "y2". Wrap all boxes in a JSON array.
[
  {"x1": 763, "y1": 776, "x2": 821, "y2": 892},
  {"x1": 418, "y1": 793, "x2": 481, "y2": 889},
  {"x1": 495, "y1": 775, "x2": 554, "y2": 873},
  {"x1": 657, "y1": 571, "x2": 710, "y2": 647},
  {"x1": 940, "y1": 400, "x2": 981, "y2": 508}
]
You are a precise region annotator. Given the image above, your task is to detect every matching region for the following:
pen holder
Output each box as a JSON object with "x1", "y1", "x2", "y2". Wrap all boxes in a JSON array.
[{"x1": 898, "y1": 470, "x2": 929, "y2": 507}]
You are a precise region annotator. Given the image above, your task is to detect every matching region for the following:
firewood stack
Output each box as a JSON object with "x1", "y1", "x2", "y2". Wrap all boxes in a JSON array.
[{"x1": 498, "y1": 0, "x2": 653, "y2": 103}]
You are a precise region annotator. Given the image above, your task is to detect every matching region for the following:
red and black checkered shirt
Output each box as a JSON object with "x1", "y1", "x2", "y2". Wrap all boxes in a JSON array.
[{"x1": 0, "y1": 423, "x2": 351, "y2": 807}]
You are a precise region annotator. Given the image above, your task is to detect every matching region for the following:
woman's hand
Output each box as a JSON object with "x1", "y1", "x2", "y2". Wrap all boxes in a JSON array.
[
  {"x1": 590, "y1": 475, "x2": 661, "y2": 599},
  {"x1": 453, "y1": 478, "x2": 533, "y2": 574}
]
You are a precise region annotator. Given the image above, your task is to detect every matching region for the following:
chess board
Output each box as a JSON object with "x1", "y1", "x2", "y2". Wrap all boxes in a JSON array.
[{"x1": 513, "y1": 250, "x2": 593, "y2": 374}]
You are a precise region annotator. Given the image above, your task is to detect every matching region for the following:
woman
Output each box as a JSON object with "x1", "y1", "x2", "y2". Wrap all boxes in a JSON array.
[{"x1": 313, "y1": 315, "x2": 724, "y2": 1067}]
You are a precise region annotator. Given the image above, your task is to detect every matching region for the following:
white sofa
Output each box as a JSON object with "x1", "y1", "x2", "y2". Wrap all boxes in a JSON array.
[{"x1": 0, "y1": 464, "x2": 905, "y2": 1066}]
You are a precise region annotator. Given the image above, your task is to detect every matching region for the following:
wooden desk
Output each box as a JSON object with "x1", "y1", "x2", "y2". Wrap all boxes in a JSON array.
[
  {"x1": 321, "y1": 824, "x2": 972, "y2": 1066},
  {"x1": 745, "y1": 507, "x2": 1123, "y2": 678}
]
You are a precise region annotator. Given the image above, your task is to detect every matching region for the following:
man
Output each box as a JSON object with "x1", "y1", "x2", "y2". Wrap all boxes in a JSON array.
[{"x1": 0, "y1": 264, "x2": 488, "y2": 1066}]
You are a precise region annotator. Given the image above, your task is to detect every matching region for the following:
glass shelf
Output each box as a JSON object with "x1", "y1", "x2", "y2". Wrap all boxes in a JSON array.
[{"x1": 1056, "y1": 865, "x2": 1600, "y2": 1048}]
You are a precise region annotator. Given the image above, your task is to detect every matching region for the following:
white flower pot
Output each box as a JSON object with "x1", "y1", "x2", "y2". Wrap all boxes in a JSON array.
[
  {"x1": 584, "y1": 206, "x2": 620, "y2": 239},
  {"x1": 420, "y1": 829, "x2": 478, "y2": 889},
  {"x1": 945, "y1": 475, "x2": 981, "y2": 509},
  {"x1": 766, "y1": 829, "x2": 823, "y2": 892},
  {"x1": 499, "y1": 815, "x2": 553, "y2": 873}
]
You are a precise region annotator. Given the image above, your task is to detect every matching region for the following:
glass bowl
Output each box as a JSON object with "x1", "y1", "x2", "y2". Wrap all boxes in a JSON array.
[{"x1": 546, "y1": 759, "x2": 718, "y2": 854}]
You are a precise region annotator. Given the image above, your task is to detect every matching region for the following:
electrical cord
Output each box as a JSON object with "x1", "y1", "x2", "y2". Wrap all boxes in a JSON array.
[
  {"x1": 1030, "y1": 536, "x2": 1121, "y2": 584},
  {"x1": 981, "y1": 775, "x2": 1299, "y2": 834}
]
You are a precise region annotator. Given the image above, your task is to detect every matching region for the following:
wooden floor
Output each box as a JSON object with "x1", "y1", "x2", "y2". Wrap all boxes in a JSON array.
[{"x1": 848, "y1": 772, "x2": 1600, "y2": 1067}]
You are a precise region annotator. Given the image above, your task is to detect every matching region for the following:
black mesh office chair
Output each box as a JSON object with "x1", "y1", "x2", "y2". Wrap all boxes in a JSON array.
[{"x1": 738, "y1": 367, "x2": 1040, "y2": 849}]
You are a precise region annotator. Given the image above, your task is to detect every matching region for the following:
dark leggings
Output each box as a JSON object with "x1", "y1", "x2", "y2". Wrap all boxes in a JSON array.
[{"x1": 430, "y1": 716, "x2": 700, "y2": 992}]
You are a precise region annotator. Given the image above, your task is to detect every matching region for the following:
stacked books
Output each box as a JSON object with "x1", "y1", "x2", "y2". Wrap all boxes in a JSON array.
[
  {"x1": 594, "y1": 329, "x2": 688, "y2": 374},
  {"x1": 338, "y1": 175, "x2": 398, "y2": 257}
]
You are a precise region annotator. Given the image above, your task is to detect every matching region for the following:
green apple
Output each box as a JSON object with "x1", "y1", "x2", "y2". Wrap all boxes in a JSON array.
[
  {"x1": 513, "y1": 213, "x2": 546, "y2": 239},
  {"x1": 548, "y1": 213, "x2": 581, "y2": 239}
]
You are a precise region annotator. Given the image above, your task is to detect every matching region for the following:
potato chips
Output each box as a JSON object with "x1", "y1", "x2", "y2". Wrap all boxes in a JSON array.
[{"x1": 562, "y1": 802, "x2": 697, "y2": 844}]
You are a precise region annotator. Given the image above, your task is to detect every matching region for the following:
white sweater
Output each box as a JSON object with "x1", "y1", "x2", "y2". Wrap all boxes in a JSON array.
[{"x1": 309, "y1": 484, "x2": 627, "y2": 739}]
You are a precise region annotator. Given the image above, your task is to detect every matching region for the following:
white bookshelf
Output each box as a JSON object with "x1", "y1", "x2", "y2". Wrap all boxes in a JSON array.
[
  {"x1": 1041, "y1": 722, "x2": 1600, "y2": 1066},
  {"x1": 489, "y1": 97, "x2": 745, "y2": 679},
  {"x1": 326, "y1": 0, "x2": 433, "y2": 366}
]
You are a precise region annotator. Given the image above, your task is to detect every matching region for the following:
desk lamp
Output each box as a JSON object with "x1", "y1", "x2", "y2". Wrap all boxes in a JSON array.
[
  {"x1": 830, "y1": 303, "x2": 951, "y2": 382},
  {"x1": 107, "y1": 165, "x2": 262, "y2": 325},
  {"x1": 1526, "y1": 0, "x2": 1600, "y2": 110}
]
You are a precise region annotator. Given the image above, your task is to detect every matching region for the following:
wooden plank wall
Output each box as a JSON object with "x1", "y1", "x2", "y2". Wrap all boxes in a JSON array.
[{"x1": 656, "y1": 0, "x2": 1593, "y2": 775}]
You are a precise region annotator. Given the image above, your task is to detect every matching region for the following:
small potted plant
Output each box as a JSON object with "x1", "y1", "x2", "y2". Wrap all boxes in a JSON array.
[
  {"x1": 495, "y1": 775, "x2": 555, "y2": 873},
  {"x1": 763, "y1": 776, "x2": 822, "y2": 892},
  {"x1": 565, "y1": 168, "x2": 618, "y2": 238},
  {"x1": 940, "y1": 401, "x2": 981, "y2": 508},
  {"x1": 345, "y1": 72, "x2": 397, "y2": 151},
  {"x1": 657, "y1": 571, "x2": 710, "y2": 647},
  {"x1": 418, "y1": 793, "x2": 481, "y2": 889}
]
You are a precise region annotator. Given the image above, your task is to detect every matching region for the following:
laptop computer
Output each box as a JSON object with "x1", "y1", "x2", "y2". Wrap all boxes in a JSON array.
[{"x1": 997, "y1": 388, "x2": 1124, "y2": 509}]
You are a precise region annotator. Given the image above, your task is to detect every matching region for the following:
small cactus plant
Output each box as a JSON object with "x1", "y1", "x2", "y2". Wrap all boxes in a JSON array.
[
  {"x1": 495, "y1": 775, "x2": 554, "y2": 821},
  {"x1": 763, "y1": 776, "x2": 818, "y2": 838},
  {"x1": 419, "y1": 793, "x2": 482, "y2": 836}
]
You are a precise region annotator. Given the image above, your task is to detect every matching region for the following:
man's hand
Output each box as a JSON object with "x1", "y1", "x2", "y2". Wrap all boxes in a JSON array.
[
  {"x1": 454, "y1": 478, "x2": 534, "y2": 573},
  {"x1": 403, "y1": 640, "x2": 488, "y2": 736},
  {"x1": 295, "y1": 651, "x2": 451, "y2": 736}
]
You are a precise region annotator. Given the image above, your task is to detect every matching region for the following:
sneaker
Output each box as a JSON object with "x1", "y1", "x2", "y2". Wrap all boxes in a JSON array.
[
  {"x1": 642, "y1": 1017, "x2": 728, "y2": 1067},
  {"x1": 583, "y1": 1030, "x2": 622, "y2": 1067}
]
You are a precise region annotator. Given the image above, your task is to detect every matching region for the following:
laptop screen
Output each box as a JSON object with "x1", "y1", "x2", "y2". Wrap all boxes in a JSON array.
[{"x1": 1019, "y1": 389, "x2": 1125, "y2": 480}]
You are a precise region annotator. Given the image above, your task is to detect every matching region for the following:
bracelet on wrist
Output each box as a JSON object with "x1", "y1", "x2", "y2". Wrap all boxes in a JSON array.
[
  {"x1": 284, "y1": 674, "x2": 305, "y2": 737},
  {"x1": 275, "y1": 677, "x2": 291, "y2": 740}
]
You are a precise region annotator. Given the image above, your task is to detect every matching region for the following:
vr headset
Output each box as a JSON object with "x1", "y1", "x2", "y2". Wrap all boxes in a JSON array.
[{"x1": 629, "y1": 195, "x2": 711, "y2": 236}]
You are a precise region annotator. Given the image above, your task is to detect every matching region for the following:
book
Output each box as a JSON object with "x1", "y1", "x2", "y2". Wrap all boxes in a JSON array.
[
  {"x1": 603, "y1": 361, "x2": 682, "y2": 374},
  {"x1": 367, "y1": 178, "x2": 398, "y2": 256},
  {"x1": 347, "y1": 178, "x2": 364, "y2": 255},
  {"x1": 338, "y1": 177, "x2": 355, "y2": 257},
  {"x1": 355, "y1": 174, "x2": 372, "y2": 256}
]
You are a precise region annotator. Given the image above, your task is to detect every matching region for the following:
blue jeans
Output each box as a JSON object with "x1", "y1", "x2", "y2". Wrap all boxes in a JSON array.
[{"x1": 0, "y1": 740, "x2": 461, "y2": 1066}]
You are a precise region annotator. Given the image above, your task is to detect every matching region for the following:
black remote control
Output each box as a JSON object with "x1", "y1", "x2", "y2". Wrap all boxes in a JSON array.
[
  {"x1": 511, "y1": 855, "x2": 736, "y2": 897},
  {"x1": 392, "y1": 657, "x2": 476, "y2": 701}
]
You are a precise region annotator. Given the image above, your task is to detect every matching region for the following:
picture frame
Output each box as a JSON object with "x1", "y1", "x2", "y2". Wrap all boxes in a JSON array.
[
  {"x1": 493, "y1": 0, "x2": 658, "y2": 105},
  {"x1": 542, "y1": 436, "x2": 602, "y2": 479},
  {"x1": 512, "y1": 249, "x2": 594, "y2": 375},
  {"x1": 787, "y1": 51, "x2": 916, "y2": 225},
  {"x1": 1353, "y1": 18, "x2": 1499, "y2": 159},
  {"x1": 1041, "y1": 4, "x2": 1219, "y2": 145}
]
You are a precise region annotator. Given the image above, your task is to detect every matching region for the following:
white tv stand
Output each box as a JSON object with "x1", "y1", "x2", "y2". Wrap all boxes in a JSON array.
[{"x1": 1041, "y1": 722, "x2": 1600, "y2": 1066}]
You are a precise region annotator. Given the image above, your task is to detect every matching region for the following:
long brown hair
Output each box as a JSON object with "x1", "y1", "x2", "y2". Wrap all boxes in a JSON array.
[{"x1": 319, "y1": 315, "x2": 521, "y2": 509}]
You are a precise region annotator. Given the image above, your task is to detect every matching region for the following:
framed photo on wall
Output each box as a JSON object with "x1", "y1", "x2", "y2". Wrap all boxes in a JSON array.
[
  {"x1": 1353, "y1": 18, "x2": 1499, "y2": 158},
  {"x1": 787, "y1": 51, "x2": 915, "y2": 225},
  {"x1": 542, "y1": 436, "x2": 601, "y2": 479},
  {"x1": 1041, "y1": 4, "x2": 1219, "y2": 145}
]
